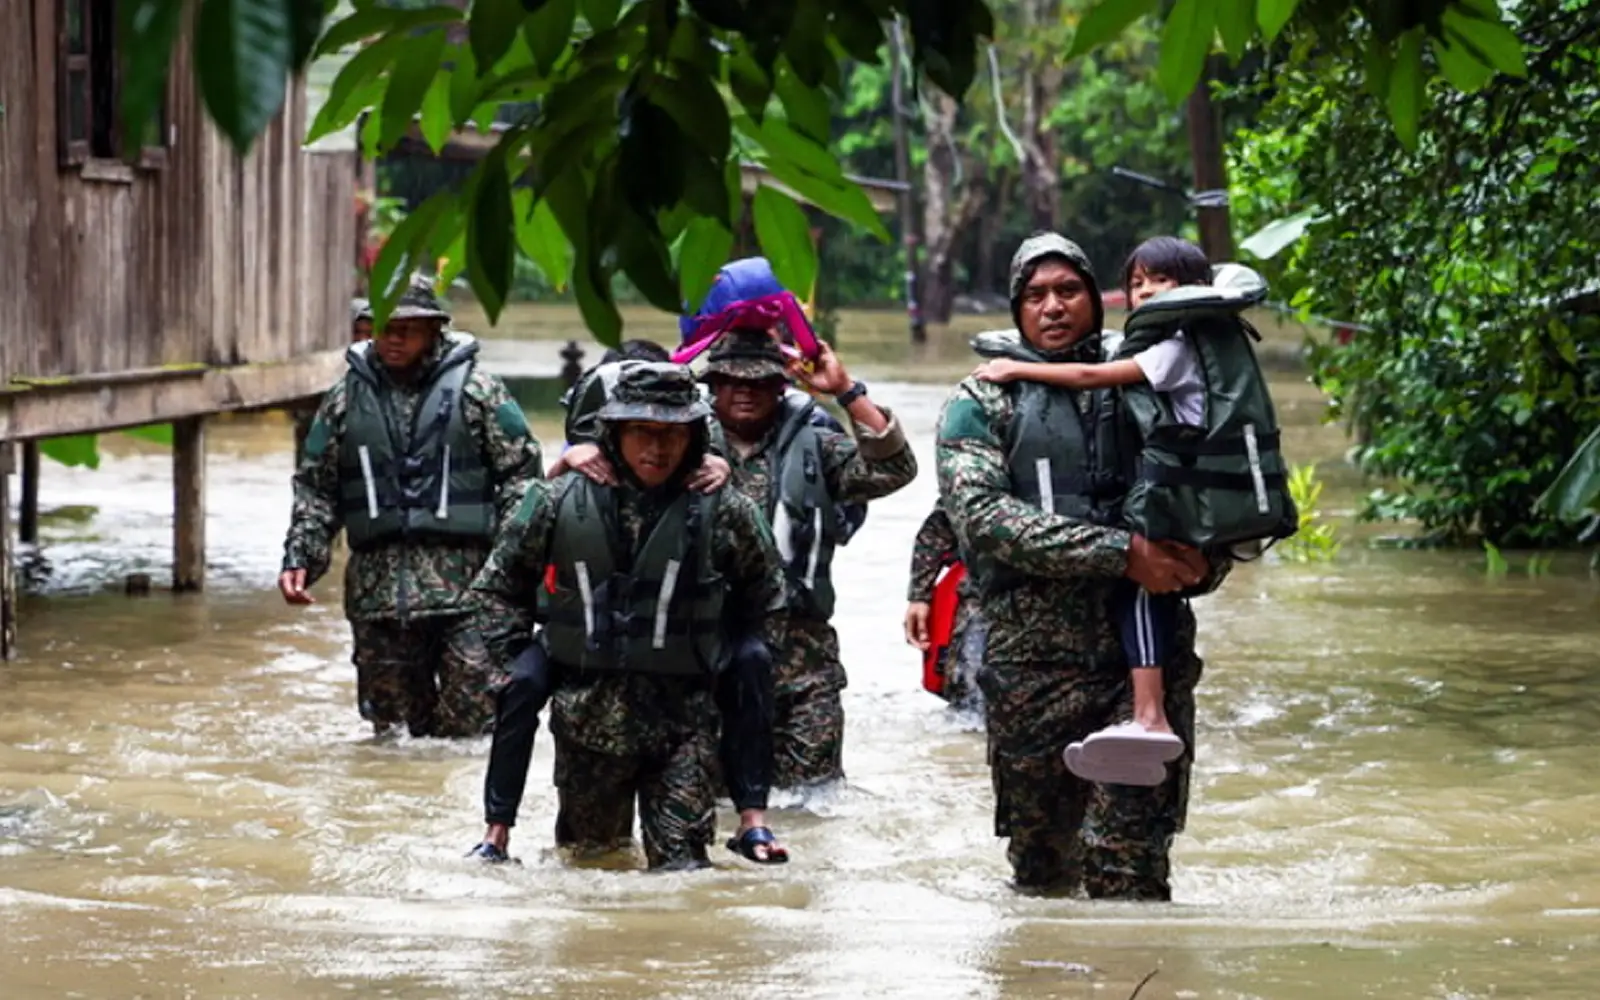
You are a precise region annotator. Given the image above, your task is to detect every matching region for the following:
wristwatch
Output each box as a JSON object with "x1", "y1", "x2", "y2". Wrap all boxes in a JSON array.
[{"x1": 834, "y1": 380, "x2": 869, "y2": 407}]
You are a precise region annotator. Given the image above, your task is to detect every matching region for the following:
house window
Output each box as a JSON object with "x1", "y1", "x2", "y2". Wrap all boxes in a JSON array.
[{"x1": 59, "y1": 0, "x2": 168, "y2": 171}]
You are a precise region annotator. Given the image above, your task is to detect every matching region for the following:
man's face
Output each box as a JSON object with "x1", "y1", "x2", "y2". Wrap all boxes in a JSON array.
[
  {"x1": 709, "y1": 375, "x2": 785, "y2": 433},
  {"x1": 617, "y1": 421, "x2": 692, "y2": 488},
  {"x1": 374, "y1": 318, "x2": 438, "y2": 370},
  {"x1": 1018, "y1": 259, "x2": 1096, "y2": 353},
  {"x1": 352, "y1": 318, "x2": 374, "y2": 343}
]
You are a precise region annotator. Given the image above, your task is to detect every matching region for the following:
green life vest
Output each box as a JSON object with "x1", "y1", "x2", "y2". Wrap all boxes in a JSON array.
[
  {"x1": 766, "y1": 396, "x2": 838, "y2": 621},
  {"x1": 542, "y1": 475, "x2": 726, "y2": 677},
  {"x1": 338, "y1": 335, "x2": 494, "y2": 551},
  {"x1": 1115, "y1": 284, "x2": 1299, "y2": 550},
  {"x1": 966, "y1": 330, "x2": 1136, "y2": 596}
]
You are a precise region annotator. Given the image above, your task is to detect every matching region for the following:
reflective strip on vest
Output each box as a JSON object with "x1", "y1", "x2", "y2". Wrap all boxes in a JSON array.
[
  {"x1": 1035, "y1": 457, "x2": 1055, "y2": 514},
  {"x1": 654, "y1": 559, "x2": 682, "y2": 650},
  {"x1": 358, "y1": 445, "x2": 379, "y2": 519},
  {"x1": 1243, "y1": 424, "x2": 1269, "y2": 514},
  {"x1": 575, "y1": 561, "x2": 595, "y2": 640}
]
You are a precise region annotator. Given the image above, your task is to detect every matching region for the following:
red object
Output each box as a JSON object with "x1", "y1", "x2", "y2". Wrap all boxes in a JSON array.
[
  {"x1": 922, "y1": 561, "x2": 967, "y2": 696},
  {"x1": 543, "y1": 564, "x2": 558, "y2": 594}
]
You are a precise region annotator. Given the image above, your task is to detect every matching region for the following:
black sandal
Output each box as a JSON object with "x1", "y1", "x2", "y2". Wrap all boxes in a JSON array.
[{"x1": 726, "y1": 826, "x2": 789, "y2": 865}]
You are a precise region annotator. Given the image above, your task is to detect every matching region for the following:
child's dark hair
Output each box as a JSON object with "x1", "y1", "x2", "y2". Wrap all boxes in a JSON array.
[
  {"x1": 1120, "y1": 236, "x2": 1211, "y2": 296},
  {"x1": 599, "y1": 338, "x2": 670, "y2": 365}
]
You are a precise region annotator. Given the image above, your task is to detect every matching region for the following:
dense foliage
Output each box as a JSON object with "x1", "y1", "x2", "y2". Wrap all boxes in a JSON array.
[{"x1": 1228, "y1": 0, "x2": 1600, "y2": 545}]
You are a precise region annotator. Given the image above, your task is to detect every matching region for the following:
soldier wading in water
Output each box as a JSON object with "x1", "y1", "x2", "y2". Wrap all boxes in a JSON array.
[
  {"x1": 935, "y1": 233, "x2": 1226, "y2": 898},
  {"x1": 469, "y1": 364, "x2": 787, "y2": 871},
  {"x1": 279, "y1": 276, "x2": 542, "y2": 738}
]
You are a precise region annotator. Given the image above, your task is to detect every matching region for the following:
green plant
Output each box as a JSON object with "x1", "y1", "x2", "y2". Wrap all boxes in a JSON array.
[{"x1": 1277, "y1": 462, "x2": 1341, "y2": 563}]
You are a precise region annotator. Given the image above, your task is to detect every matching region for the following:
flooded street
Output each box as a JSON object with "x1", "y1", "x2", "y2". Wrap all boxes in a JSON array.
[{"x1": 3, "y1": 309, "x2": 1599, "y2": 999}]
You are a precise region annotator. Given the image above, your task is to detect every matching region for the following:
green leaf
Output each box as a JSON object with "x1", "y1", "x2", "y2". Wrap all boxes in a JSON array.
[
  {"x1": 285, "y1": 0, "x2": 327, "y2": 68},
  {"x1": 1540, "y1": 424, "x2": 1600, "y2": 521},
  {"x1": 1256, "y1": 0, "x2": 1299, "y2": 41},
  {"x1": 379, "y1": 30, "x2": 446, "y2": 150},
  {"x1": 369, "y1": 191, "x2": 453, "y2": 329},
  {"x1": 773, "y1": 61, "x2": 833, "y2": 144},
  {"x1": 1158, "y1": 0, "x2": 1219, "y2": 105},
  {"x1": 307, "y1": 32, "x2": 405, "y2": 142},
  {"x1": 751, "y1": 185, "x2": 817, "y2": 301},
  {"x1": 735, "y1": 113, "x2": 844, "y2": 181},
  {"x1": 513, "y1": 189, "x2": 574, "y2": 292},
  {"x1": 118, "y1": 0, "x2": 185, "y2": 157},
  {"x1": 1441, "y1": 7, "x2": 1528, "y2": 78},
  {"x1": 120, "y1": 423, "x2": 175, "y2": 447},
  {"x1": 524, "y1": 0, "x2": 578, "y2": 74},
  {"x1": 756, "y1": 156, "x2": 890, "y2": 241},
  {"x1": 470, "y1": 0, "x2": 524, "y2": 73},
  {"x1": 314, "y1": 4, "x2": 461, "y2": 58},
  {"x1": 39, "y1": 435, "x2": 101, "y2": 470},
  {"x1": 1431, "y1": 33, "x2": 1494, "y2": 93},
  {"x1": 1386, "y1": 28, "x2": 1423, "y2": 151},
  {"x1": 1362, "y1": 36, "x2": 1392, "y2": 99},
  {"x1": 676, "y1": 216, "x2": 734, "y2": 312},
  {"x1": 728, "y1": 47, "x2": 773, "y2": 121},
  {"x1": 1215, "y1": 0, "x2": 1255, "y2": 62},
  {"x1": 617, "y1": 220, "x2": 685, "y2": 314},
  {"x1": 582, "y1": 0, "x2": 621, "y2": 31},
  {"x1": 651, "y1": 71, "x2": 731, "y2": 160},
  {"x1": 1066, "y1": 0, "x2": 1158, "y2": 59},
  {"x1": 1239, "y1": 208, "x2": 1326, "y2": 259},
  {"x1": 418, "y1": 66, "x2": 454, "y2": 154},
  {"x1": 195, "y1": 0, "x2": 292, "y2": 153},
  {"x1": 468, "y1": 144, "x2": 518, "y2": 323}
]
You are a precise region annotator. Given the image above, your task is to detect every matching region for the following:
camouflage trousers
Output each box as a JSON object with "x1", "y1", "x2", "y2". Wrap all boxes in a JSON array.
[
  {"x1": 772, "y1": 616, "x2": 847, "y2": 790},
  {"x1": 348, "y1": 614, "x2": 496, "y2": 739},
  {"x1": 980, "y1": 646, "x2": 1201, "y2": 900},
  {"x1": 552, "y1": 727, "x2": 718, "y2": 870}
]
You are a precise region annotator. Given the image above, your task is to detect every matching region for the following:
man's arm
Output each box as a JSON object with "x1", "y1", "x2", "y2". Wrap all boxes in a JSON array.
[
  {"x1": 468, "y1": 372, "x2": 545, "y2": 525},
  {"x1": 281, "y1": 383, "x2": 347, "y2": 587},
  {"x1": 907, "y1": 506, "x2": 960, "y2": 602},
  {"x1": 817, "y1": 410, "x2": 919, "y2": 506},
  {"x1": 936, "y1": 379, "x2": 1131, "y2": 580},
  {"x1": 468, "y1": 481, "x2": 557, "y2": 670},
  {"x1": 714, "y1": 491, "x2": 788, "y2": 650}
]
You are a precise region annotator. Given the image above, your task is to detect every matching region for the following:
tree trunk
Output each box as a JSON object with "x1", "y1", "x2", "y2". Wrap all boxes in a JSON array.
[
  {"x1": 1018, "y1": 0, "x2": 1063, "y2": 232},
  {"x1": 921, "y1": 91, "x2": 986, "y2": 325}
]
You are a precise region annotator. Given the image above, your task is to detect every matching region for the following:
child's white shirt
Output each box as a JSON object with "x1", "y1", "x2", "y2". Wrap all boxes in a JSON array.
[{"x1": 1131, "y1": 330, "x2": 1205, "y2": 426}]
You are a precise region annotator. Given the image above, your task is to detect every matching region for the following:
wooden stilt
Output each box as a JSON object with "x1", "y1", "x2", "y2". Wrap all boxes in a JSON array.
[
  {"x1": 172, "y1": 418, "x2": 207, "y2": 592},
  {"x1": 2, "y1": 443, "x2": 16, "y2": 659},
  {"x1": 19, "y1": 441, "x2": 39, "y2": 545}
]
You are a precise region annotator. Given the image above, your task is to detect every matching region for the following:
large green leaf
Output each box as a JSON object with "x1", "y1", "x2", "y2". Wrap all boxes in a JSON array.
[
  {"x1": 735, "y1": 113, "x2": 844, "y2": 181},
  {"x1": 306, "y1": 33, "x2": 406, "y2": 142},
  {"x1": 368, "y1": 191, "x2": 453, "y2": 329},
  {"x1": 582, "y1": 0, "x2": 621, "y2": 31},
  {"x1": 285, "y1": 0, "x2": 327, "y2": 69},
  {"x1": 470, "y1": 0, "x2": 525, "y2": 74},
  {"x1": 467, "y1": 143, "x2": 518, "y2": 323},
  {"x1": 676, "y1": 216, "x2": 735, "y2": 314},
  {"x1": 1387, "y1": 28, "x2": 1424, "y2": 151},
  {"x1": 525, "y1": 0, "x2": 578, "y2": 75},
  {"x1": 756, "y1": 156, "x2": 890, "y2": 241},
  {"x1": 379, "y1": 30, "x2": 446, "y2": 150},
  {"x1": 773, "y1": 61, "x2": 833, "y2": 144},
  {"x1": 1256, "y1": 0, "x2": 1299, "y2": 41},
  {"x1": 1065, "y1": 0, "x2": 1158, "y2": 60},
  {"x1": 1442, "y1": 7, "x2": 1527, "y2": 78},
  {"x1": 1540, "y1": 424, "x2": 1600, "y2": 521},
  {"x1": 651, "y1": 72, "x2": 732, "y2": 161},
  {"x1": 39, "y1": 435, "x2": 101, "y2": 470},
  {"x1": 751, "y1": 185, "x2": 817, "y2": 300},
  {"x1": 195, "y1": 0, "x2": 293, "y2": 153},
  {"x1": 121, "y1": 423, "x2": 175, "y2": 447},
  {"x1": 1157, "y1": 0, "x2": 1219, "y2": 105},
  {"x1": 1214, "y1": 0, "x2": 1255, "y2": 62},
  {"x1": 1239, "y1": 208, "x2": 1326, "y2": 259},
  {"x1": 1431, "y1": 33, "x2": 1494, "y2": 94},
  {"x1": 513, "y1": 189, "x2": 574, "y2": 292},
  {"x1": 418, "y1": 67, "x2": 454, "y2": 154},
  {"x1": 117, "y1": 0, "x2": 186, "y2": 156}
]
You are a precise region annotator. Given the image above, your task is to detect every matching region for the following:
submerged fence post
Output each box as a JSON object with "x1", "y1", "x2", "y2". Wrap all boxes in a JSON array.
[
  {"x1": 1, "y1": 443, "x2": 15, "y2": 659},
  {"x1": 19, "y1": 441, "x2": 39, "y2": 545},
  {"x1": 173, "y1": 418, "x2": 207, "y2": 592}
]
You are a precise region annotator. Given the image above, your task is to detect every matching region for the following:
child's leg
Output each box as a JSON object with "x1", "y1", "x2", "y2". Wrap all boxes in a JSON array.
[{"x1": 1115, "y1": 585, "x2": 1174, "y2": 734}]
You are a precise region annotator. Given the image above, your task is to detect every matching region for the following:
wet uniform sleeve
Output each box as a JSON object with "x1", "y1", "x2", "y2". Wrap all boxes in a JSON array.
[
  {"x1": 714, "y1": 491, "x2": 787, "y2": 650},
  {"x1": 819, "y1": 405, "x2": 919, "y2": 505},
  {"x1": 466, "y1": 372, "x2": 545, "y2": 525},
  {"x1": 936, "y1": 379, "x2": 1131, "y2": 579},
  {"x1": 468, "y1": 481, "x2": 557, "y2": 670},
  {"x1": 281, "y1": 381, "x2": 346, "y2": 586},
  {"x1": 907, "y1": 506, "x2": 959, "y2": 602}
]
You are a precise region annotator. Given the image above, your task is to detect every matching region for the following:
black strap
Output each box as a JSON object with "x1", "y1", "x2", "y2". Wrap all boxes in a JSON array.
[
  {"x1": 1140, "y1": 461, "x2": 1286, "y2": 493},
  {"x1": 1155, "y1": 429, "x2": 1281, "y2": 458}
]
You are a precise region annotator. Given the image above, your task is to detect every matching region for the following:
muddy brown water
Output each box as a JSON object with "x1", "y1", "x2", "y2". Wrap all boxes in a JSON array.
[{"x1": 3, "y1": 306, "x2": 1598, "y2": 999}]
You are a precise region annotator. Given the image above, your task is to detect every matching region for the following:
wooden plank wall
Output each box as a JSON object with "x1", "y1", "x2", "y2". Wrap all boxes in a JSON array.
[{"x1": 0, "y1": 0, "x2": 357, "y2": 382}]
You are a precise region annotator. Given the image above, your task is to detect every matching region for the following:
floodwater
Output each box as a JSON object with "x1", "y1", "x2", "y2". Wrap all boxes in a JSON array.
[{"x1": 3, "y1": 307, "x2": 1599, "y2": 999}]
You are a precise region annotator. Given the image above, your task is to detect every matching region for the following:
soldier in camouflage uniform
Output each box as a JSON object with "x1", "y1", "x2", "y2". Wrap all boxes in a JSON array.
[
  {"x1": 935, "y1": 233, "x2": 1221, "y2": 899},
  {"x1": 703, "y1": 329, "x2": 918, "y2": 790},
  {"x1": 903, "y1": 503, "x2": 986, "y2": 715},
  {"x1": 469, "y1": 363, "x2": 786, "y2": 870},
  {"x1": 279, "y1": 276, "x2": 543, "y2": 739}
]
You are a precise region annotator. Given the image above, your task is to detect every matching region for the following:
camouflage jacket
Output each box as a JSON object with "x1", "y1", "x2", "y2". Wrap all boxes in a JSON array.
[
  {"x1": 469, "y1": 476, "x2": 786, "y2": 756},
  {"x1": 282, "y1": 338, "x2": 543, "y2": 622},
  {"x1": 907, "y1": 505, "x2": 961, "y2": 603}
]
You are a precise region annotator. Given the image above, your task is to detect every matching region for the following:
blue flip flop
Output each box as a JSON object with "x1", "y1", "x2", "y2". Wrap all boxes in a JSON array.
[{"x1": 726, "y1": 826, "x2": 790, "y2": 865}]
